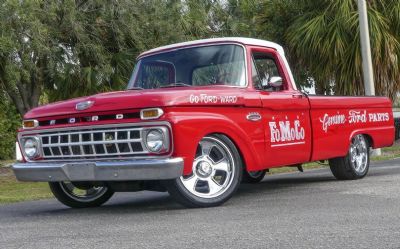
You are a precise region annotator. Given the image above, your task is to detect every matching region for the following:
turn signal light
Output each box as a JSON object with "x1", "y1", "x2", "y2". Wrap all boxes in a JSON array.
[
  {"x1": 140, "y1": 108, "x2": 164, "y2": 120},
  {"x1": 23, "y1": 120, "x2": 38, "y2": 129}
]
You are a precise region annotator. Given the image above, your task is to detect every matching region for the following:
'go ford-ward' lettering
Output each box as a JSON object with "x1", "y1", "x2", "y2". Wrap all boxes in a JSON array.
[{"x1": 189, "y1": 94, "x2": 237, "y2": 104}]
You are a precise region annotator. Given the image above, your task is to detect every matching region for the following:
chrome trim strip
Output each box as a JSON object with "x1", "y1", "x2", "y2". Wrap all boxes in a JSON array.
[
  {"x1": 246, "y1": 112, "x2": 262, "y2": 122},
  {"x1": 15, "y1": 142, "x2": 23, "y2": 162},
  {"x1": 12, "y1": 158, "x2": 184, "y2": 182}
]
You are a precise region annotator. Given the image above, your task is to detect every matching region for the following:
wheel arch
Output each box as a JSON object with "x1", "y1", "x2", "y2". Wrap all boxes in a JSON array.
[
  {"x1": 171, "y1": 115, "x2": 263, "y2": 175},
  {"x1": 363, "y1": 133, "x2": 374, "y2": 148},
  {"x1": 205, "y1": 132, "x2": 247, "y2": 170},
  {"x1": 349, "y1": 129, "x2": 377, "y2": 150}
]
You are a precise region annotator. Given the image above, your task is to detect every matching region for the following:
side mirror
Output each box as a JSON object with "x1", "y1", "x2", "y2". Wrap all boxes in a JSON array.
[{"x1": 268, "y1": 76, "x2": 283, "y2": 88}]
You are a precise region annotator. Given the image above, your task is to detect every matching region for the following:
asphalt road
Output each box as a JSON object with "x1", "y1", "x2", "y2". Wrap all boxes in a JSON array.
[{"x1": 1, "y1": 160, "x2": 400, "y2": 249}]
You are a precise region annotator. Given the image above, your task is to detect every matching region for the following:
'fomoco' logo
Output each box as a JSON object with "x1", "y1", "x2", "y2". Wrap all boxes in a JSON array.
[{"x1": 269, "y1": 120, "x2": 305, "y2": 145}]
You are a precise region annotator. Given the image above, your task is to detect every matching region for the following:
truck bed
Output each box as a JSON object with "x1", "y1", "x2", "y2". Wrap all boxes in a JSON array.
[{"x1": 307, "y1": 95, "x2": 394, "y2": 161}]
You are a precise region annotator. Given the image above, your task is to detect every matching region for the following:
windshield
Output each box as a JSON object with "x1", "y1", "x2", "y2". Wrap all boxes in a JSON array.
[{"x1": 128, "y1": 44, "x2": 246, "y2": 89}]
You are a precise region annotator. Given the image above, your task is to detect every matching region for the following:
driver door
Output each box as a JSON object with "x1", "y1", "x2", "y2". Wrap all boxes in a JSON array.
[{"x1": 250, "y1": 47, "x2": 312, "y2": 167}]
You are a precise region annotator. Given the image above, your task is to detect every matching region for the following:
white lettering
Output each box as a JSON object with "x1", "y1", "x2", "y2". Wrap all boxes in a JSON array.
[
  {"x1": 319, "y1": 113, "x2": 346, "y2": 132},
  {"x1": 348, "y1": 110, "x2": 367, "y2": 124},
  {"x1": 220, "y1": 95, "x2": 237, "y2": 104},
  {"x1": 269, "y1": 122, "x2": 280, "y2": 142},
  {"x1": 270, "y1": 120, "x2": 305, "y2": 144},
  {"x1": 189, "y1": 94, "x2": 238, "y2": 104},
  {"x1": 368, "y1": 112, "x2": 389, "y2": 122}
]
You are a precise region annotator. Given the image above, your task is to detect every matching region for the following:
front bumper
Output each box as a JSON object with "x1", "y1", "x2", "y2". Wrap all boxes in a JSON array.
[{"x1": 12, "y1": 158, "x2": 184, "y2": 182}]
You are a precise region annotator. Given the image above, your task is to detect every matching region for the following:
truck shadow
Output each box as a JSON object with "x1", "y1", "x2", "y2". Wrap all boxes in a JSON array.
[
  {"x1": 43, "y1": 171, "x2": 337, "y2": 215},
  {"x1": 236, "y1": 172, "x2": 336, "y2": 196},
  {"x1": 2, "y1": 163, "x2": 395, "y2": 217}
]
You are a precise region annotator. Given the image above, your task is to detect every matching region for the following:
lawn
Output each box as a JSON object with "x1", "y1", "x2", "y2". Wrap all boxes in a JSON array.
[
  {"x1": 0, "y1": 161, "x2": 52, "y2": 204},
  {"x1": 1, "y1": 142, "x2": 400, "y2": 204}
]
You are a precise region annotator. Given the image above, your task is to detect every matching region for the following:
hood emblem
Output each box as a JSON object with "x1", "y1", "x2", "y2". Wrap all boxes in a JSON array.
[{"x1": 76, "y1": 100, "x2": 94, "y2": 111}]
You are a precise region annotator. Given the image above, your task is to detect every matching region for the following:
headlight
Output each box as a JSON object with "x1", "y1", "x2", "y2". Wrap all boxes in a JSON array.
[
  {"x1": 145, "y1": 129, "x2": 165, "y2": 153},
  {"x1": 23, "y1": 137, "x2": 40, "y2": 159}
]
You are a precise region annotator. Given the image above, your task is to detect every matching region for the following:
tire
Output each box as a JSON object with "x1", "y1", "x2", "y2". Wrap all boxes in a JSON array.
[
  {"x1": 242, "y1": 170, "x2": 267, "y2": 183},
  {"x1": 49, "y1": 181, "x2": 114, "y2": 208},
  {"x1": 165, "y1": 134, "x2": 242, "y2": 208},
  {"x1": 329, "y1": 134, "x2": 370, "y2": 180}
]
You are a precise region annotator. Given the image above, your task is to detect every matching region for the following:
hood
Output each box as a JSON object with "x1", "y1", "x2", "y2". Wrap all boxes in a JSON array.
[{"x1": 24, "y1": 86, "x2": 255, "y2": 119}]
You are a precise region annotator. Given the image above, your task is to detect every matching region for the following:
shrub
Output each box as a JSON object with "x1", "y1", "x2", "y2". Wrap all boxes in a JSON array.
[{"x1": 0, "y1": 98, "x2": 21, "y2": 160}]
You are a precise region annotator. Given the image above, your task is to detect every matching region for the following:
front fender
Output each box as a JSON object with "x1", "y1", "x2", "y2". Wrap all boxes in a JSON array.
[{"x1": 166, "y1": 109, "x2": 264, "y2": 175}]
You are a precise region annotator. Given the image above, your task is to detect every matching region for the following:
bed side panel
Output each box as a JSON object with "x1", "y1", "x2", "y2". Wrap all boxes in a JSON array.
[{"x1": 308, "y1": 96, "x2": 394, "y2": 161}]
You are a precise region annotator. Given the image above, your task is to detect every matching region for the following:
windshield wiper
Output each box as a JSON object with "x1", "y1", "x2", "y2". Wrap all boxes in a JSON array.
[
  {"x1": 128, "y1": 87, "x2": 144, "y2": 90},
  {"x1": 159, "y1": 82, "x2": 191, "y2": 88}
]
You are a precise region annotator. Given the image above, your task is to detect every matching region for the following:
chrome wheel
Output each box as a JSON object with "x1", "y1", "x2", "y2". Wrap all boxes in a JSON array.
[
  {"x1": 349, "y1": 135, "x2": 368, "y2": 174},
  {"x1": 329, "y1": 134, "x2": 370, "y2": 180},
  {"x1": 179, "y1": 136, "x2": 235, "y2": 198},
  {"x1": 59, "y1": 182, "x2": 109, "y2": 202}
]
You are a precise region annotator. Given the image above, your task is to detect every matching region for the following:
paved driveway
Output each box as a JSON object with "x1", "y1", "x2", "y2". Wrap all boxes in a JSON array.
[{"x1": 1, "y1": 159, "x2": 400, "y2": 249}]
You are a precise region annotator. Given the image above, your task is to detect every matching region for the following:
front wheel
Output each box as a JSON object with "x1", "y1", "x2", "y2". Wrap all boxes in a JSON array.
[
  {"x1": 329, "y1": 134, "x2": 370, "y2": 180},
  {"x1": 165, "y1": 134, "x2": 242, "y2": 208},
  {"x1": 49, "y1": 181, "x2": 114, "y2": 208}
]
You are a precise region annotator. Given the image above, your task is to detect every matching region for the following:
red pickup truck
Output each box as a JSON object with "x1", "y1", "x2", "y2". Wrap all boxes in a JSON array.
[{"x1": 13, "y1": 38, "x2": 394, "y2": 208}]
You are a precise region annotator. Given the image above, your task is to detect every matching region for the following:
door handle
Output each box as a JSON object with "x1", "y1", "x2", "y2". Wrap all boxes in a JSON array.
[{"x1": 292, "y1": 93, "x2": 303, "y2": 99}]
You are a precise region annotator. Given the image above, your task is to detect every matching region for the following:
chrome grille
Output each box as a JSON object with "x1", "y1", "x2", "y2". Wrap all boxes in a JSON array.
[{"x1": 39, "y1": 127, "x2": 147, "y2": 159}]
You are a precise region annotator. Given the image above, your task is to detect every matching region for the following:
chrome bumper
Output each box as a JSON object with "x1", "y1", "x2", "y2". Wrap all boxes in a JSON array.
[{"x1": 12, "y1": 158, "x2": 184, "y2": 182}]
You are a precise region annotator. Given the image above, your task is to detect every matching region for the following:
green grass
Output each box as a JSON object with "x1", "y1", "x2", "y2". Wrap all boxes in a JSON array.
[
  {"x1": 268, "y1": 162, "x2": 326, "y2": 175},
  {"x1": 0, "y1": 160, "x2": 15, "y2": 167},
  {"x1": 0, "y1": 165, "x2": 52, "y2": 204},
  {"x1": 371, "y1": 143, "x2": 400, "y2": 161}
]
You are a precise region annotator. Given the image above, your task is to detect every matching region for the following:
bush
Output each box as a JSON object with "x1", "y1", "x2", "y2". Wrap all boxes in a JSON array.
[{"x1": 0, "y1": 98, "x2": 21, "y2": 160}]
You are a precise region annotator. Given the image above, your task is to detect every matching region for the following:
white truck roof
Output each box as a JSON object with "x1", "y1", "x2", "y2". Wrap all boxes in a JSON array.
[{"x1": 137, "y1": 37, "x2": 296, "y2": 90}]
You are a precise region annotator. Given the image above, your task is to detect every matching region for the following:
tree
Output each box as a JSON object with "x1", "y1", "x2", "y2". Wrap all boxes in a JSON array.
[
  {"x1": 283, "y1": 0, "x2": 400, "y2": 98},
  {"x1": 0, "y1": 0, "x2": 223, "y2": 115},
  {"x1": 0, "y1": 0, "x2": 55, "y2": 116},
  {"x1": 0, "y1": 92, "x2": 20, "y2": 159},
  {"x1": 3, "y1": 0, "x2": 400, "y2": 119},
  {"x1": 256, "y1": 0, "x2": 313, "y2": 90}
]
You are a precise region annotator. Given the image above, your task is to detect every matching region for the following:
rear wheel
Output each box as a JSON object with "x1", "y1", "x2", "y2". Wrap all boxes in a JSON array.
[
  {"x1": 49, "y1": 181, "x2": 114, "y2": 208},
  {"x1": 165, "y1": 134, "x2": 242, "y2": 208},
  {"x1": 329, "y1": 134, "x2": 370, "y2": 180}
]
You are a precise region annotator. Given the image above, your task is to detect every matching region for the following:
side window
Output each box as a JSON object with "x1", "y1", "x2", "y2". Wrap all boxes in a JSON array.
[{"x1": 252, "y1": 52, "x2": 282, "y2": 91}]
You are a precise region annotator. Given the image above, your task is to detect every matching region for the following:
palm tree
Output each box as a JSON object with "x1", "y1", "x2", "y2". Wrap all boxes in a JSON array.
[{"x1": 284, "y1": 0, "x2": 400, "y2": 99}]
